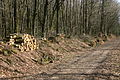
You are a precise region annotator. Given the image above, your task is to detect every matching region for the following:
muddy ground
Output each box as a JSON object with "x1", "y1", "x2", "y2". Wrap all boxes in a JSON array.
[{"x1": 0, "y1": 38, "x2": 120, "y2": 80}]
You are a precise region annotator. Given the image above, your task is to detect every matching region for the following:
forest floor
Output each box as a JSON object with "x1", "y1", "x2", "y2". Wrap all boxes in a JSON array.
[{"x1": 0, "y1": 35, "x2": 120, "y2": 80}]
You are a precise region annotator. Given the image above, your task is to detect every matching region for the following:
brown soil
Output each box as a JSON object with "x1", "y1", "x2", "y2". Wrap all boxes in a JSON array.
[
  {"x1": 0, "y1": 37, "x2": 90, "y2": 78},
  {"x1": 0, "y1": 35, "x2": 118, "y2": 80}
]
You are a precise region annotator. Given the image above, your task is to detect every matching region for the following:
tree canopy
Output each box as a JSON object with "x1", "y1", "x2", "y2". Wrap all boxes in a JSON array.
[{"x1": 0, "y1": 0, "x2": 120, "y2": 38}]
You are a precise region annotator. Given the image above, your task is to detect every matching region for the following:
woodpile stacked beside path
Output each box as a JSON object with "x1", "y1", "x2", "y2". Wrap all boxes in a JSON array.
[{"x1": 5, "y1": 33, "x2": 38, "y2": 52}]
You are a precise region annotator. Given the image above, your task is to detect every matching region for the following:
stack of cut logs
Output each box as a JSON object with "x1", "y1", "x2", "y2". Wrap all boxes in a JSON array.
[{"x1": 7, "y1": 33, "x2": 38, "y2": 52}]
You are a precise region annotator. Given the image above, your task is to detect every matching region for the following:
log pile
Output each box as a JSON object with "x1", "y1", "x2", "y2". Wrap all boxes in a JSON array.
[
  {"x1": 108, "y1": 34, "x2": 116, "y2": 39},
  {"x1": 6, "y1": 33, "x2": 38, "y2": 52}
]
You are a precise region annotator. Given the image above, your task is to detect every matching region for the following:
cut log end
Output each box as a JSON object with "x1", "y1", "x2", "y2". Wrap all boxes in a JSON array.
[{"x1": 5, "y1": 33, "x2": 38, "y2": 52}]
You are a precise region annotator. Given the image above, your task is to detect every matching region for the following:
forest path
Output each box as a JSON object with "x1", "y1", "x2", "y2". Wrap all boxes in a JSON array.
[{"x1": 1, "y1": 38, "x2": 120, "y2": 80}]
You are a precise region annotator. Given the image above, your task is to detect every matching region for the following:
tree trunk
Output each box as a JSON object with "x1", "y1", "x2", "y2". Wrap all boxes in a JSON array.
[{"x1": 32, "y1": 0, "x2": 37, "y2": 36}]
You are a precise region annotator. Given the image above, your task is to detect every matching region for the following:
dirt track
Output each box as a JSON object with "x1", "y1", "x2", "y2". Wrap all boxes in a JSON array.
[{"x1": 1, "y1": 38, "x2": 120, "y2": 80}]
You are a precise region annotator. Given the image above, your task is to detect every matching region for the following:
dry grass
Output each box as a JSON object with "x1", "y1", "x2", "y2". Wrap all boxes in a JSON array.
[{"x1": 0, "y1": 34, "x2": 115, "y2": 78}]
